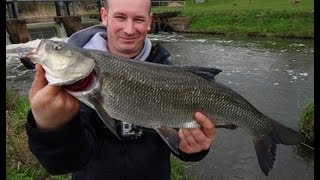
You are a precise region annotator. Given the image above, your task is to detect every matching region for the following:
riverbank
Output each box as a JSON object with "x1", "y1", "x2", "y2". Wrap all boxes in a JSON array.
[{"x1": 153, "y1": 0, "x2": 314, "y2": 38}]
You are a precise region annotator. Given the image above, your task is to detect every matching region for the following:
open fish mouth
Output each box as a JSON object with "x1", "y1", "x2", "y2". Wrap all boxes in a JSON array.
[
  {"x1": 25, "y1": 49, "x2": 38, "y2": 62},
  {"x1": 26, "y1": 40, "x2": 45, "y2": 61},
  {"x1": 24, "y1": 42, "x2": 45, "y2": 67}
]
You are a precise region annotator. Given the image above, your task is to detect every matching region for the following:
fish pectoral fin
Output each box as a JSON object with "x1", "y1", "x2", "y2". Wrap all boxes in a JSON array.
[
  {"x1": 155, "y1": 127, "x2": 180, "y2": 155},
  {"x1": 216, "y1": 124, "x2": 238, "y2": 130},
  {"x1": 88, "y1": 95, "x2": 121, "y2": 140},
  {"x1": 182, "y1": 65, "x2": 222, "y2": 81}
]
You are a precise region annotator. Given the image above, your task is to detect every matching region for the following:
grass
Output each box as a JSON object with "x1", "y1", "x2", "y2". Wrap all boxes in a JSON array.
[
  {"x1": 152, "y1": 0, "x2": 314, "y2": 38},
  {"x1": 6, "y1": 87, "x2": 35, "y2": 171},
  {"x1": 7, "y1": 166, "x2": 70, "y2": 180},
  {"x1": 6, "y1": 86, "x2": 71, "y2": 180},
  {"x1": 6, "y1": 87, "x2": 187, "y2": 179},
  {"x1": 171, "y1": 156, "x2": 191, "y2": 180},
  {"x1": 298, "y1": 101, "x2": 314, "y2": 146}
]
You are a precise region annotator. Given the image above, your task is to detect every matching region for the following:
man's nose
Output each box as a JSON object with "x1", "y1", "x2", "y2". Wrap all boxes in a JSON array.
[{"x1": 123, "y1": 20, "x2": 135, "y2": 34}]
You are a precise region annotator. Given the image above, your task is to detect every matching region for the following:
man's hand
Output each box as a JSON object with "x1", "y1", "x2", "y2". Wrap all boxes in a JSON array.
[
  {"x1": 29, "y1": 64, "x2": 80, "y2": 131},
  {"x1": 178, "y1": 112, "x2": 216, "y2": 154}
]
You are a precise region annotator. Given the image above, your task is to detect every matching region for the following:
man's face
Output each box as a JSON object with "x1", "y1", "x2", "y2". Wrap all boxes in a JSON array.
[{"x1": 101, "y1": 0, "x2": 152, "y2": 58}]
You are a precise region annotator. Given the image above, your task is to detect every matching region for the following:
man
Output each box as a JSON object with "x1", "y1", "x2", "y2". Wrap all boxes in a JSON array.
[{"x1": 26, "y1": 0, "x2": 216, "y2": 179}]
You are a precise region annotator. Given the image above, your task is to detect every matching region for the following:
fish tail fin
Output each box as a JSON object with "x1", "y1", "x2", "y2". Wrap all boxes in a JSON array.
[
  {"x1": 253, "y1": 120, "x2": 303, "y2": 176},
  {"x1": 272, "y1": 121, "x2": 304, "y2": 145}
]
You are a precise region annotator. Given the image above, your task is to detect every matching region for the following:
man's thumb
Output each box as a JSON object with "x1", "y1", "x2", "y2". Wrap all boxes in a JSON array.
[{"x1": 29, "y1": 64, "x2": 47, "y2": 98}]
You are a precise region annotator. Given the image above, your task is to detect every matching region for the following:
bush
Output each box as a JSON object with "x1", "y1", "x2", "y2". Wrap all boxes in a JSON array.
[{"x1": 299, "y1": 101, "x2": 314, "y2": 146}]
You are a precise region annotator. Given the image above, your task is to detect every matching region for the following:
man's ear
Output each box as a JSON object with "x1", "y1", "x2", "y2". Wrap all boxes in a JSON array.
[
  {"x1": 100, "y1": 7, "x2": 108, "y2": 27},
  {"x1": 148, "y1": 13, "x2": 153, "y2": 31}
]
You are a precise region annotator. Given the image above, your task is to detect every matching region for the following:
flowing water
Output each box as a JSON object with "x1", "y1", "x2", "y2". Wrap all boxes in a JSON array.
[{"x1": 6, "y1": 33, "x2": 314, "y2": 179}]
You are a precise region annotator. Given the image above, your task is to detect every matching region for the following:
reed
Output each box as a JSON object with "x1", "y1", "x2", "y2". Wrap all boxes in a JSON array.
[{"x1": 298, "y1": 101, "x2": 314, "y2": 147}]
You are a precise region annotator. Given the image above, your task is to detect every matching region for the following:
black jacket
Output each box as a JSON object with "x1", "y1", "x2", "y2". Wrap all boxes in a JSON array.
[{"x1": 26, "y1": 26, "x2": 209, "y2": 180}]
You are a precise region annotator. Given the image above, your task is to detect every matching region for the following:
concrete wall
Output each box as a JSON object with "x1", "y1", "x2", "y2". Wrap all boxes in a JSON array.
[
  {"x1": 6, "y1": 19, "x2": 30, "y2": 44},
  {"x1": 54, "y1": 16, "x2": 83, "y2": 37},
  {"x1": 6, "y1": 30, "x2": 12, "y2": 45}
]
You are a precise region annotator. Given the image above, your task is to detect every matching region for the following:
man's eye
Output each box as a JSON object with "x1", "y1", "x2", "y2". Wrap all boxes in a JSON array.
[
  {"x1": 53, "y1": 45, "x2": 61, "y2": 51},
  {"x1": 135, "y1": 19, "x2": 145, "y2": 23},
  {"x1": 115, "y1": 16, "x2": 125, "y2": 20}
]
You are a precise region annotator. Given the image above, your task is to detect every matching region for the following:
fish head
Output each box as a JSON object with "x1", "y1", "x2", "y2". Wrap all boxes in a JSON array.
[{"x1": 27, "y1": 39, "x2": 95, "y2": 86}]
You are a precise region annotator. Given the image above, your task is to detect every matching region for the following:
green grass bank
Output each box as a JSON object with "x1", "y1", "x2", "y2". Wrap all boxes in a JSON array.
[
  {"x1": 6, "y1": 87, "x2": 70, "y2": 179},
  {"x1": 153, "y1": 0, "x2": 314, "y2": 38}
]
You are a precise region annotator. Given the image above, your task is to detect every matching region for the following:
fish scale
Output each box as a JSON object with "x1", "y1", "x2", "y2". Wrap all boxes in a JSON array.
[
  {"x1": 103, "y1": 58, "x2": 272, "y2": 134},
  {"x1": 27, "y1": 39, "x2": 303, "y2": 176}
]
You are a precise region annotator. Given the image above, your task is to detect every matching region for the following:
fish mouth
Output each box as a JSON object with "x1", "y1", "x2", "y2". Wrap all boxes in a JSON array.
[
  {"x1": 26, "y1": 40, "x2": 46, "y2": 63},
  {"x1": 25, "y1": 49, "x2": 38, "y2": 60},
  {"x1": 63, "y1": 70, "x2": 97, "y2": 92}
]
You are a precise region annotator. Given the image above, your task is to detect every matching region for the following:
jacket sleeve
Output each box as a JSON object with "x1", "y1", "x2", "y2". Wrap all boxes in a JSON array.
[
  {"x1": 26, "y1": 103, "x2": 99, "y2": 175},
  {"x1": 173, "y1": 148, "x2": 210, "y2": 162}
]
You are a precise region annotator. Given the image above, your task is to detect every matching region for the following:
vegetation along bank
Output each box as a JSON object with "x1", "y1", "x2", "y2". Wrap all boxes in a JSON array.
[
  {"x1": 299, "y1": 101, "x2": 314, "y2": 148},
  {"x1": 152, "y1": 0, "x2": 314, "y2": 38}
]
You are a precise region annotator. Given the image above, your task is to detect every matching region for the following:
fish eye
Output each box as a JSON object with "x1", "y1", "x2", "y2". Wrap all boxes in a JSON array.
[{"x1": 53, "y1": 45, "x2": 61, "y2": 51}]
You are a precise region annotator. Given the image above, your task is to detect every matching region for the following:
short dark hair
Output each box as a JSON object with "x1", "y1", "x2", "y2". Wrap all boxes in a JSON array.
[
  {"x1": 103, "y1": 0, "x2": 151, "y2": 13},
  {"x1": 103, "y1": 0, "x2": 109, "y2": 8}
]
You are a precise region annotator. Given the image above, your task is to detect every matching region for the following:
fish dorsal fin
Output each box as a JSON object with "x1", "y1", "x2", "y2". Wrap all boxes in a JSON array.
[
  {"x1": 155, "y1": 126, "x2": 180, "y2": 155},
  {"x1": 182, "y1": 66, "x2": 222, "y2": 81}
]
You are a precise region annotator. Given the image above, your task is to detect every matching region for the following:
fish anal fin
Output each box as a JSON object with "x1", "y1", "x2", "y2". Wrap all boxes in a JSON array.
[
  {"x1": 87, "y1": 95, "x2": 121, "y2": 140},
  {"x1": 155, "y1": 127, "x2": 180, "y2": 155},
  {"x1": 183, "y1": 66, "x2": 222, "y2": 81},
  {"x1": 216, "y1": 124, "x2": 238, "y2": 130}
]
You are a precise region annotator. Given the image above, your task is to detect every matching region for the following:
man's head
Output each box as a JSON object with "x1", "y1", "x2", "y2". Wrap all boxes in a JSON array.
[{"x1": 100, "y1": 0, "x2": 153, "y2": 58}]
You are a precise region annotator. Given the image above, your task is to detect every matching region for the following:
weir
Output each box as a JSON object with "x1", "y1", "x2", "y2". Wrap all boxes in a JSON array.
[
  {"x1": 6, "y1": 0, "x2": 99, "y2": 43},
  {"x1": 27, "y1": 22, "x2": 68, "y2": 40}
]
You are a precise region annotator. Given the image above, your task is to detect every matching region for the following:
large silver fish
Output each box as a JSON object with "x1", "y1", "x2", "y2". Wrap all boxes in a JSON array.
[{"x1": 27, "y1": 39, "x2": 302, "y2": 176}]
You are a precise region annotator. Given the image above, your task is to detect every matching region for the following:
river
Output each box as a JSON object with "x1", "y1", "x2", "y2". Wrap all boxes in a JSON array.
[{"x1": 6, "y1": 33, "x2": 314, "y2": 179}]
